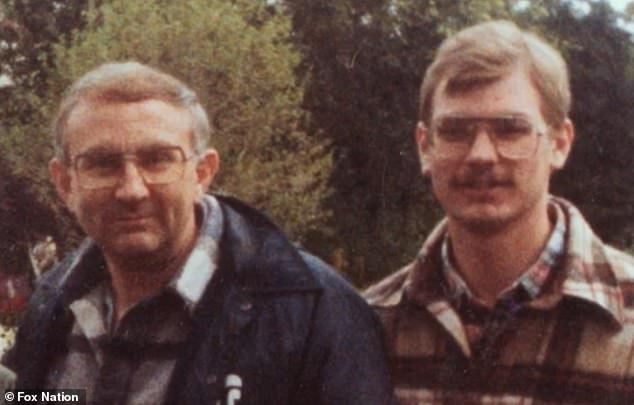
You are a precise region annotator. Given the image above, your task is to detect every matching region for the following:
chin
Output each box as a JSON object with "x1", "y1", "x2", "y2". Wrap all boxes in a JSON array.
[
  {"x1": 102, "y1": 233, "x2": 165, "y2": 260},
  {"x1": 450, "y1": 205, "x2": 519, "y2": 234},
  {"x1": 458, "y1": 216, "x2": 511, "y2": 235}
]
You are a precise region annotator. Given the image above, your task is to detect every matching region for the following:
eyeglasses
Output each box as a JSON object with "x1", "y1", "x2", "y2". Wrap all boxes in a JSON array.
[
  {"x1": 430, "y1": 115, "x2": 546, "y2": 160},
  {"x1": 71, "y1": 146, "x2": 196, "y2": 190}
]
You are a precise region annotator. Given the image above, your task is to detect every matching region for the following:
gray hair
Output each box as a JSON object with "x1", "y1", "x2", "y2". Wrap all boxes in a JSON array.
[{"x1": 53, "y1": 61, "x2": 211, "y2": 162}]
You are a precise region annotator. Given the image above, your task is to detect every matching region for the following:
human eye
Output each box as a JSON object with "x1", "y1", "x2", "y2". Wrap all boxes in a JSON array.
[
  {"x1": 77, "y1": 152, "x2": 121, "y2": 175},
  {"x1": 435, "y1": 118, "x2": 471, "y2": 142},
  {"x1": 493, "y1": 117, "x2": 533, "y2": 140},
  {"x1": 138, "y1": 147, "x2": 179, "y2": 171}
]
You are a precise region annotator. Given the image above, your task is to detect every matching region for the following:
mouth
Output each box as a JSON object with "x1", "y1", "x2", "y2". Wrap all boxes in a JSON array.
[
  {"x1": 456, "y1": 180, "x2": 511, "y2": 190},
  {"x1": 451, "y1": 170, "x2": 513, "y2": 190},
  {"x1": 450, "y1": 176, "x2": 513, "y2": 201},
  {"x1": 113, "y1": 216, "x2": 152, "y2": 228},
  {"x1": 454, "y1": 175, "x2": 512, "y2": 185},
  {"x1": 116, "y1": 215, "x2": 149, "y2": 221}
]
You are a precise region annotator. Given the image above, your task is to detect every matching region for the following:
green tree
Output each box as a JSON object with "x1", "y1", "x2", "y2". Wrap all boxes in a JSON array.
[
  {"x1": 284, "y1": 0, "x2": 634, "y2": 284},
  {"x1": 0, "y1": 0, "x2": 88, "y2": 124},
  {"x1": 9, "y1": 0, "x2": 332, "y2": 248},
  {"x1": 543, "y1": 1, "x2": 634, "y2": 247},
  {"x1": 282, "y1": 0, "x2": 519, "y2": 284},
  {"x1": 0, "y1": 0, "x2": 90, "y2": 265},
  {"x1": 0, "y1": 0, "x2": 91, "y2": 200},
  {"x1": 0, "y1": 156, "x2": 59, "y2": 276}
]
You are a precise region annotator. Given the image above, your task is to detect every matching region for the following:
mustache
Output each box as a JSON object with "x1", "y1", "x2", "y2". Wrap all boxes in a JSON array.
[{"x1": 450, "y1": 169, "x2": 513, "y2": 188}]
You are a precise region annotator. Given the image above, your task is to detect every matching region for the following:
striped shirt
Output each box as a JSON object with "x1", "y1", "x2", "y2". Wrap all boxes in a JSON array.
[
  {"x1": 364, "y1": 197, "x2": 634, "y2": 404},
  {"x1": 45, "y1": 195, "x2": 223, "y2": 405}
]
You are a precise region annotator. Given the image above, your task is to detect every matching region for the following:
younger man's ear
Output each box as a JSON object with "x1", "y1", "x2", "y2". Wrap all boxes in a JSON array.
[
  {"x1": 550, "y1": 118, "x2": 575, "y2": 170},
  {"x1": 415, "y1": 121, "x2": 432, "y2": 176}
]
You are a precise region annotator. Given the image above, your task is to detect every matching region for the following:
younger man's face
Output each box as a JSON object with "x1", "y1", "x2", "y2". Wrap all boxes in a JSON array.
[{"x1": 417, "y1": 68, "x2": 573, "y2": 233}]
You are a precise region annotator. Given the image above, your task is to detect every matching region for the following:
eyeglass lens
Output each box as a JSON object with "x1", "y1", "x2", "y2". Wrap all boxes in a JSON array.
[
  {"x1": 74, "y1": 146, "x2": 187, "y2": 189},
  {"x1": 432, "y1": 116, "x2": 541, "y2": 159}
]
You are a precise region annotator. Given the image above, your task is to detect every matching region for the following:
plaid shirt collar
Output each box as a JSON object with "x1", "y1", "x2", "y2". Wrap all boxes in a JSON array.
[
  {"x1": 369, "y1": 196, "x2": 625, "y2": 328},
  {"x1": 440, "y1": 202, "x2": 566, "y2": 308},
  {"x1": 65, "y1": 194, "x2": 224, "y2": 319},
  {"x1": 167, "y1": 194, "x2": 223, "y2": 312}
]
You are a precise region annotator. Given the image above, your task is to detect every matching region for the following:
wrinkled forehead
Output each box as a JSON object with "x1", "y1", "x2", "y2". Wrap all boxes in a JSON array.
[{"x1": 63, "y1": 98, "x2": 196, "y2": 156}]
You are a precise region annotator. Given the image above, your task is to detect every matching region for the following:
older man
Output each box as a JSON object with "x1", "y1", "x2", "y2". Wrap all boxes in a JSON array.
[
  {"x1": 365, "y1": 20, "x2": 634, "y2": 404},
  {"x1": 4, "y1": 62, "x2": 391, "y2": 405}
]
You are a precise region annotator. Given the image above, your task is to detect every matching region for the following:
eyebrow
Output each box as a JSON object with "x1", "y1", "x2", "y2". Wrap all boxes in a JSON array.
[
  {"x1": 74, "y1": 141, "x2": 179, "y2": 157},
  {"x1": 434, "y1": 112, "x2": 533, "y2": 121}
]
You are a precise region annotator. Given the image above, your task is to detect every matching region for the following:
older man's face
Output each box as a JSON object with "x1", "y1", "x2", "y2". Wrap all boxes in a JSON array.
[
  {"x1": 417, "y1": 68, "x2": 573, "y2": 233},
  {"x1": 50, "y1": 99, "x2": 218, "y2": 266}
]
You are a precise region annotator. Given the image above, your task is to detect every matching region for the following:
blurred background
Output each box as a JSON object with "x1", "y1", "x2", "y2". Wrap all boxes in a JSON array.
[{"x1": 1, "y1": 0, "x2": 634, "y2": 325}]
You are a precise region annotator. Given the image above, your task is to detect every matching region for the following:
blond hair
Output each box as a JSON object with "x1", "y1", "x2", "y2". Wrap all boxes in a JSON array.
[{"x1": 419, "y1": 20, "x2": 570, "y2": 129}]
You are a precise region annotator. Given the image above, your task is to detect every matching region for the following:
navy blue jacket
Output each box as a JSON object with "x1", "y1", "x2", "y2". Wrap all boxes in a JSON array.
[{"x1": 4, "y1": 196, "x2": 392, "y2": 404}]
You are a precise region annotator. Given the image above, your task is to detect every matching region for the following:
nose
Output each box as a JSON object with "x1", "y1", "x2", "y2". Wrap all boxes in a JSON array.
[
  {"x1": 114, "y1": 161, "x2": 150, "y2": 201},
  {"x1": 465, "y1": 128, "x2": 498, "y2": 163}
]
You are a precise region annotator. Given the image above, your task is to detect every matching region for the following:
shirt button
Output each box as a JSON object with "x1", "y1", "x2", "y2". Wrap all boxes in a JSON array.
[{"x1": 240, "y1": 301, "x2": 252, "y2": 311}]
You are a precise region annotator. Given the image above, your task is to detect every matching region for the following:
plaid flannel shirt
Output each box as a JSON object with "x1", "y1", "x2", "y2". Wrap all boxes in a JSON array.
[
  {"x1": 364, "y1": 197, "x2": 634, "y2": 405},
  {"x1": 45, "y1": 195, "x2": 223, "y2": 405},
  {"x1": 439, "y1": 202, "x2": 566, "y2": 348}
]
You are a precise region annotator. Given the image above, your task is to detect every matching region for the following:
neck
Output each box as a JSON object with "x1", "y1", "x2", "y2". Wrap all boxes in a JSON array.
[
  {"x1": 105, "y1": 227, "x2": 198, "y2": 325},
  {"x1": 447, "y1": 198, "x2": 553, "y2": 307}
]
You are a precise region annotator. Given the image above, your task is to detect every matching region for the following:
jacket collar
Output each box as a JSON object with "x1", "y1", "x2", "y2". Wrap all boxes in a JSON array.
[
  {"x1": 538, "y1": 197, "x2": 625, "y2": 327},
  {"x1": 215, "y1": 194, "x2": 321, "y2": 293},
  {"x1": 40, "y1": 194, "x2": 322, "y2": 303},
  {"x1": 367, "y1": 197, "x2": 625, "y2": 329}
]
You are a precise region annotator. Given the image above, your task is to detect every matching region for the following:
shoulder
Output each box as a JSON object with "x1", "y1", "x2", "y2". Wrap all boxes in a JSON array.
[
  {"x1": 602, "y1": 245, "x2": 634, "y2": 319},
  {"x1": 298, "y1": 250, "x2": 357, "y2": 295},
  {"x1": 297, "y1": 250, "x2": 380, "y2": 322},
  {"x1": 363, "y1": 263, "x2": 412, "y2": 308},
  {"x1": 26, "y1": 239, "x2": 97, "y2": 308},
  {"x1": 603, "y1": 245, "x2": 634, "y2": 282},
  {"x1": 214, "y1": 194, "x2": 357, "y2": 296},
  {"x1": 18, "y1": 260, "x2": 69, "y2": 318},
  {"x1": 3, "y1": 242, "x2": 99, "y2": 373},
  {"x1": 211, "y1": 194, "x2": 377, "y2": 323},
  {"x1": 0, "y1": 364, "x2": 15, "y2": 387}
]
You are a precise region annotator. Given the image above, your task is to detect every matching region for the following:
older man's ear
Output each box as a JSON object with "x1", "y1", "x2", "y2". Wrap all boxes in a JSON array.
[
  {"x1": 49, "y1": 158, "x2": 76, "y2": 211},
  {"x1": 194, "y1": 149, "x2": 220, "y2": 197}
]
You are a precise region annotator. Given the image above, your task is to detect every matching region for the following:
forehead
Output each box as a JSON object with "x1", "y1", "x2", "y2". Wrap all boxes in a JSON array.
[
  {"x1": 64, "y1": 98, "x2": 194, "y2": 155},
  {"x1": 432, "y1": 69, "x2": 544, "y2": 121}
]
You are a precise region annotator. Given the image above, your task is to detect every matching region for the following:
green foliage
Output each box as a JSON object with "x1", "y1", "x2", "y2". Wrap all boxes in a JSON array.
[
  {"x1": 3, "y1": 0, "x2": 634, "y2": 287},
  {"x1": 545, "y1": 1, "x2": 634, "y2": 246},
  {"x1": 0, "y1": 0, "x2": 88, "y2": 128},
  {"x1": 281, "y1": 0, "x2": 436, "y2": 284},
  {"x1": 15, "y1": 0, "x2": 332, "y2": 245},
  {"x1": 0, "y1": 1, "x2": 89, "y2": 271},
  {"x1": 283, "y1": 0, "x2": 634, "y2": 285},
  {"x1": 0, "y1": 157, "x2": 59, "y2": 275}
]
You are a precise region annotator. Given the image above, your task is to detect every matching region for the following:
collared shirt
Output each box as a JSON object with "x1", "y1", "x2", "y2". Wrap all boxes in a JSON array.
[
  {"x1": 440, "y1": 203, "x2": 566, "y2": 347},
  {"x1": 45, "y1": 195, "x2": 223, "y2": 405},
  {"x1": 364, "y1": 197, "x2": 634, "y2": 405}
]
